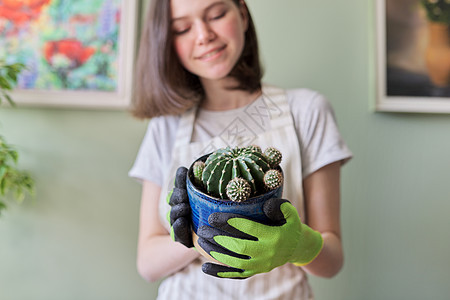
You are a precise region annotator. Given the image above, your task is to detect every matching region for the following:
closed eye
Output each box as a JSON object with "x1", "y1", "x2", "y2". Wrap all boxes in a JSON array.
[
  {"x1": 173, "y1": 27, "x2": 190, "y2": 35},
  {"x1": 209, "y1": 11, "x2": 226, "y2": 21}
]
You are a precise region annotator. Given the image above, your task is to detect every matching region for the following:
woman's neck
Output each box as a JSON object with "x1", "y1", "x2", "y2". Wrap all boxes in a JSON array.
[{"x1": 200, "y1": 78, "x2": 262, "y2": 111}]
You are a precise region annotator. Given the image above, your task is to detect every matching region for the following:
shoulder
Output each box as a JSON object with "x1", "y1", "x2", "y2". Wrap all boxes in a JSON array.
[
  {"x1": 130, "y1": 114, "x2": 182, "y2": 185},
  {"x1": 285, "y1": 88, "x2": 334, "y2": 117},
  {"x1": 141, "y1": 114, "x2": 182, "y2": 156},
  {"x1": 148, "y1": 114, "x2": 181, "y2": 131},
  {"x1": 146, "y1": 114, "x2": 181, "y2": 140}
]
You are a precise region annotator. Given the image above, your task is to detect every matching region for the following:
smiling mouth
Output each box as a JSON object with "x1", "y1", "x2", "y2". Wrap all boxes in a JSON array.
[{"x1": 197, "y1": 45, "x2": 226, "y2": 60}]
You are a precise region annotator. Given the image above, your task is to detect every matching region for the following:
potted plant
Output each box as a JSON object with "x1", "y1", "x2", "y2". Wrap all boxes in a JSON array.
[
  {"x1": 0, "y1": 61, "x2": 35, "y2": 214},
  {"x1": 185, "y1": 145, "x2": 284, "y2": 261},
  {"x1": 421, "y1": 0, "x2": 450, "y2": 87}
]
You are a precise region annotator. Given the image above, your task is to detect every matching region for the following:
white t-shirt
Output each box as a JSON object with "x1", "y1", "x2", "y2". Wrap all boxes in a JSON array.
[
  {"x1": 129, "y1": 88, "x2": 352, "y2": 186},
  {"x1": 129, "y1": 88, "x2": 352, "y2": 300}
]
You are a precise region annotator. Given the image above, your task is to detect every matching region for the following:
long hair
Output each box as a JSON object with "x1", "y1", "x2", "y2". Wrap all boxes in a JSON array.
[{"x1": 131, "y1": 0, "x2": 263, "y2": 119}]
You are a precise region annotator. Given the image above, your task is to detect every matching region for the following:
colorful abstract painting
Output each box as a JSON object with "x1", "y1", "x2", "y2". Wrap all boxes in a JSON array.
[{"x1": 0, "y1": 0, "x2": 122, "y2": 92}]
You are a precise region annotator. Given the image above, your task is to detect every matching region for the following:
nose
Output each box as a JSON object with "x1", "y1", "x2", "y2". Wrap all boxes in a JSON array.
[{"x1": 195, "y1": 21, "x2": 215, "y2": 45}]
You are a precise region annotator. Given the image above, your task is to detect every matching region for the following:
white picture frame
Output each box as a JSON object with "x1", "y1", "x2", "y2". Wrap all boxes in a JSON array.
[{"x1": 375, "y1": 0, "x2": 450, "y2": 113}]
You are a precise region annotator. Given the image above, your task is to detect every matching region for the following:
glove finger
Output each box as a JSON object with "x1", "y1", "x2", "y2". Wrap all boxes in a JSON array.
[
  {"x1": 170, "y1": 203, "x2": 191, "y2": 225},
  {"x1": 197, "y1": 224, "x2": 227, "y2": 241},
  {"x1": 202, "y1": 262, "x2": 248, "y2": 279},
  {"x1": 209, "y1": 247, "x2": 257, "y2": 272},
  {"x1": 169, "y1": 187, "x2": 189, "y2": 206},
  {"x1": 172, "y1": 217, "x2": 193, "y2": 248},
  {"x1": 263, "y1": 198, "x2": 290, "y2": 225},
  {"x1": 166, "y1": 190, "x2": 172, "y2": 205},
  {"x1": 208, "y1": 212, "x2": 257, "y2": 241},
  {"x1": 196, "y1": 232, "x2": 250, "y2": 260},
  {"x1": 174, "y1": 167, "x2": 188, "y2": 189},
  {"x1": 197, "y1": 225, "x2": 255, "y2": 259}
]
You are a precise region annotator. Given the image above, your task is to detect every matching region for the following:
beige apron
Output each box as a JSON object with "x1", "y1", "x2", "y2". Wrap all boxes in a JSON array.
[
  {"x1": 159, "y1": 85, "x2": 305, "y2": 231},
  {"x1": 156, "y1": 85, "x2": 313, "y2": 300}
]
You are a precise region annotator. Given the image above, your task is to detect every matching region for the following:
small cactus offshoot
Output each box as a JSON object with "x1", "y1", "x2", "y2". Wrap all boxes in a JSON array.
[
  {"x1": 263, "y1": 147, "x2": 282, "y2": 168},
  {"x1": 264, "y1": 169, "x2": 283, "y2": 190},
  {"x1": 226, "y1": 177, "x2": 252, "y2": 202},
  {"x1": 193, "y1": 161, "x2": 205, "y2": 187}
]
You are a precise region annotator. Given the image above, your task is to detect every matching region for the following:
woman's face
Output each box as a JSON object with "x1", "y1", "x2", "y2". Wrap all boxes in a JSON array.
[{"x1": 170, "y1": 0, "x2": 248, "y2": 81}]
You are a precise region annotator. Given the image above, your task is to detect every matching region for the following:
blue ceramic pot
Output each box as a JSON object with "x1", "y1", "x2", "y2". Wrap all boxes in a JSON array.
[{"x1": 186, "y1": 154, "x2": 283, "y2": 234}]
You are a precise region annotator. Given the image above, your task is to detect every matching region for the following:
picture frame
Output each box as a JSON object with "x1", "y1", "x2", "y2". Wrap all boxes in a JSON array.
[
  {"x1": 0, "y1": 0, "x2": 138, "y2": 109},
  {"x1": 375, "y1": 0, "x2": 450, "y2": 113}
]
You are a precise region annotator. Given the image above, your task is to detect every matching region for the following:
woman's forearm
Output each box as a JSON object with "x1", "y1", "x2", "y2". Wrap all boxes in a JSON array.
[
  {"x1": 301, "y1": 162, "x2": 344, "y2": 278},
  {"x1": 301, "y1": 231, "x2": 343, "y2": 278},
  {"x1": 137, "y1": 234, "x2": 200, "y2": 282}
]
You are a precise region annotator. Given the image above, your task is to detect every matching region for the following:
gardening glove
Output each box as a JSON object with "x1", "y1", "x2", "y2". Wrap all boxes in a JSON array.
[
  {"x1": 197, "y1": 198, "x2": 323, "y2": 279},
  {"x1": 167, "y1": 166, "x2": 193, "y2": 248}
]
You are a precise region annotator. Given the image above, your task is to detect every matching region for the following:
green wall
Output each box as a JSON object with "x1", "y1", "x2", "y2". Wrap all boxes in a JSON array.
[{"x1": 1, "y1": 0, "x2": 449, "y2": 299}]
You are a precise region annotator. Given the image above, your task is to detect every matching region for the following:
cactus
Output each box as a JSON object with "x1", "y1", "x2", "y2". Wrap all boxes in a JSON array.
[
  {"x1": 193, "y1": 161, "x2": 205, "y2": 187},
  {"x1": 226, "y1": 177, "x2": 252, "y2": 202},
  {"x1": 263, "y1": 147, "x2": 282, "y2": 168},
  {"x1": 191, "y1": 145, "x2": 284, "y2": 201},
  {"x1": 264, "y1": 169, "x2": 283, "y2": 190},
  {"x1": 247, "y1": 144, "x2": 262, "y2": 153},
  {"x1": 201, "y1": 146, "x2": 271, "y2": 199}
]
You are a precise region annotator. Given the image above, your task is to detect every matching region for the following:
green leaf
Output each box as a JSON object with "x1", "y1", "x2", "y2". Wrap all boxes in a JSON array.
[
  {"x1": 0, "y1": 165, "x2": 7, "y2": 180},
  {"x1": 7, "y1": 149, "x2": 19, "y2": 163},
  {"x1": 0, "y1": 175, "x2": 6, "y2": 195},
  {"x1": 0, "y1": 76, "x2": 12, "y2": 90},
  {"x1": 0, "y1": 62, "x2": 34, "y2": 215},
  {"x1": 0, "y1": 201, "x2": 6, "y2": 214},
  {"x1": 7, "y1": 69, "x2": 17, "y2": 82}
]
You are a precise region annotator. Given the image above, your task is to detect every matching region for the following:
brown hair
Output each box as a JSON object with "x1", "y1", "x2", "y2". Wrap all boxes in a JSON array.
[{"x1": 131, "y1": 0, "x2": 263, "y2": 119}]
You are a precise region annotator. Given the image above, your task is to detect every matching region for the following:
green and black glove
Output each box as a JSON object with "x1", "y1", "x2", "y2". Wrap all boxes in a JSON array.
[
  {"x1": 197, "y1": 198, "x2": 323, "y2": 279},
  {"x1": 167, "y1": 167, "x2": 193, "y2": 248}
]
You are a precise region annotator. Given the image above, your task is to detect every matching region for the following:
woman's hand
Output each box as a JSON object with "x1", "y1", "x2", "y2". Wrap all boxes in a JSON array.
[
  {"x1": 137, "y1": 179, "x2": 199, "y2": 282},
  {"x1": 198, "y1": 161, "x2": 344, "y2": 279},
  {"x1": 167, "y1": 167, "x2": 194, "y2": 248},
  {"x1": 197, "y1": 198, "x2": 323, "y2": 279}
]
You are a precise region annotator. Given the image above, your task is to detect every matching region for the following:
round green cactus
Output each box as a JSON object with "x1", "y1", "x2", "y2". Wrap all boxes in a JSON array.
[
  {"x1": 247, "y1": 144, "x2": 262, "y2": 153},
  {"x1": 226, "y1": 177, "x2": 252, "y2": 202},
  {"x1": 263, "y1": 147, "x2": 282, "y2": 168},
  {"x1": 201, "y1": 146, "x2": 271, "y2": 199},
  {"x1": 263, "y1": 169, "x2": 283, "y2": 190}
]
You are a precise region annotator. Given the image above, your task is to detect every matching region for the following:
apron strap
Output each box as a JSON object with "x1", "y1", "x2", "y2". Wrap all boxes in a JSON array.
[
  {"x1": 173, "y1": 107, "x2": 197, "y2": 148},
  {"x1": 261, "y1": 84, "x2": 294, "y2": 129}
]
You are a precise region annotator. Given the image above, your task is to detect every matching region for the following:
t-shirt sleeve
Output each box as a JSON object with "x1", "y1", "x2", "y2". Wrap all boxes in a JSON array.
[
  {"x1": 128, "y1": 116, "x2": 178, "y2": 186},
  {"x1": 289, "y1": 89, "x2": 353, "y2": 178}
]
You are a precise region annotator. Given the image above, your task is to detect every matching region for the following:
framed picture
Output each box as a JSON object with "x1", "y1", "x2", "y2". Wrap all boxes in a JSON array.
[
  {"x1": 0, "y1": 0, "x2": 138, "y2": 109},
  {"x1": 376, "y1": 0, "x2": 450, "y2": 113}
]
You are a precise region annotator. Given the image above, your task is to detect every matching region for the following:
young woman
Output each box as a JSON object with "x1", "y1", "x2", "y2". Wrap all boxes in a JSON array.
[{"x1": 129, "y1": 0, "x2": 352, "y2": 298}]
